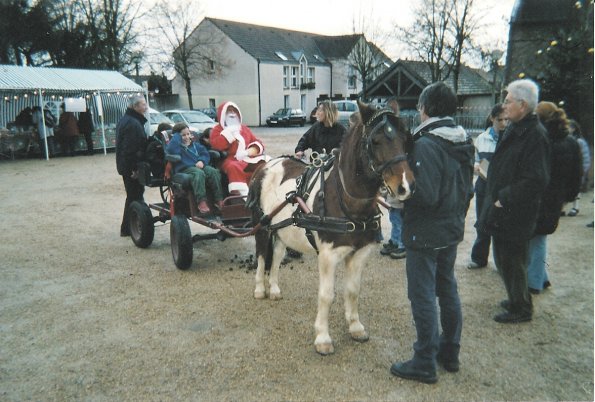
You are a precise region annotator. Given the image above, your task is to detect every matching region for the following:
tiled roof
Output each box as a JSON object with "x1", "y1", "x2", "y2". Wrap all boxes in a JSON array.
[
  {"x1": 0, "y1": 64, "x2": 143, "y2": 92},
  {"x1": 206, "y1": 18, "x2": 330, "y2": 65},
  {"x1": 314, "y1": 35, "x2": 362, "y2": 59},
  {"x1": 206, "y1": 18, "x2": 393, "y2": 66},
  {"x1": 368, "y1": 59, "x2": 493, "y2": 96}
]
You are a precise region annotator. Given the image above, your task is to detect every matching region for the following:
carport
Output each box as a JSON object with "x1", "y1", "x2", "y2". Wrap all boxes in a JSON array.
[{"x1": 0, "y1": 64, "x2": 144, "y2": 160}]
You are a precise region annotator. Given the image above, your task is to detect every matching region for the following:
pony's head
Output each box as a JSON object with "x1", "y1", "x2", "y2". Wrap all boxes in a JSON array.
[{"x1": 353, "y1": 101, "x2": 415, "y2": 200}]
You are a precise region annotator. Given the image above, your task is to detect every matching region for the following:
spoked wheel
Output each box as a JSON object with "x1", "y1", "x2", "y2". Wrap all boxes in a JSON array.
[
  {"x1": 159, "y1": 185, "x2": 170, "y2": 204},
  {"x1": 129, "y1": 201, "x2": 155, "y2": 248},
  {"x1": 170, "y1": 215, "x2": 193, "y2": 270}
]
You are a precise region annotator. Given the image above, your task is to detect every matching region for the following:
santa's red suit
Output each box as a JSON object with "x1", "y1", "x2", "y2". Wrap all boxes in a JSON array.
[{"x1": 210, "y1": 101, "x2": 268, "y2": 195}]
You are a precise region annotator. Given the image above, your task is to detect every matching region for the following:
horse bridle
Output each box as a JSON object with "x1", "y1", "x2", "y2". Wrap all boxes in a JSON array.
[{"x1": 362, "y1": 109, "x2": 408, "y2": 176}]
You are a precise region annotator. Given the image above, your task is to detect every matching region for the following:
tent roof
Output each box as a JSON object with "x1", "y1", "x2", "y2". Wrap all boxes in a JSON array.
[{"x1": 0, "y1": 64, "x2": 143, "y2": 93}]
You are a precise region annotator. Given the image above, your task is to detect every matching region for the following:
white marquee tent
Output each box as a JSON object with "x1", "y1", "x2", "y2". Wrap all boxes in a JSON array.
[{"x1": 0, "y1": 64, "x2": 145, "y2": 160}]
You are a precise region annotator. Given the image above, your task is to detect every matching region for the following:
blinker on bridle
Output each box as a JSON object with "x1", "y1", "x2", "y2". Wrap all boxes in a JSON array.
[{"x1": 362, "y1": 109, "x2": 408, "y2": 176}]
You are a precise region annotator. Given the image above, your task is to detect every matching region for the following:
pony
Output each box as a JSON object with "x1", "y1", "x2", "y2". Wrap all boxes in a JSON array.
[{"x1": 247, "y1": 101, "x2": 414, "y2": 355}]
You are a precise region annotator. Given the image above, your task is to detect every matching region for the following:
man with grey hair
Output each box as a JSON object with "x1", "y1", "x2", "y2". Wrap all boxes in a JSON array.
[
  {"x1": 478, "y1": 79, "x2": 550, "y2": 323},
  {"x1": 116, "y1": 95, "x2": 148, "y2": 237}
]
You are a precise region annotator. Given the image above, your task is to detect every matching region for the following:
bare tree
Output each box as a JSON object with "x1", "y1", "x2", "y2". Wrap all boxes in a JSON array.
[
  {"x1": 153, "y1": 1, "x2": 232, "y2": 109},
  {"x1": 398, "y1": 0, "x2": 453, "y2": 82},
  {"x1": 396, "y1": 0, "x2": 482, "y2": 91},
  {"x1": 347, "y1": 10, "x2": 393, "y2": 100},
  {"x1": 447, "y1": 0, "x2": 482, "y2": 93},
  {"x1": 92, "y1": 0, "x2": 143, "y2": 71}
]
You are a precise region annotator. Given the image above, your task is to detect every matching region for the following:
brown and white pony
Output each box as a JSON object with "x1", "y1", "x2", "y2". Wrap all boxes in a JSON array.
[{"x1": 247, "y1": 101, "x2": 414, "y2": 355}]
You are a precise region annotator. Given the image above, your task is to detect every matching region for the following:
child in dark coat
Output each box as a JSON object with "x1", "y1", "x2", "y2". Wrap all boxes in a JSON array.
[{"x1": 166, "y1": 123, "x2": 223, "y2": 215}]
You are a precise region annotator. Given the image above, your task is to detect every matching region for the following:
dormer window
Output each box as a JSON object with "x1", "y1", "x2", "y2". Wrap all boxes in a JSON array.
[{"x1": 275, "y1": 51, "x2": 288, "y2": 61}]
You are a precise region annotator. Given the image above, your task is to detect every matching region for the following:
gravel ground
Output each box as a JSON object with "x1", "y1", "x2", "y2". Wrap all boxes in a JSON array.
[{"x1": 0, "y1": 126, "x2": 593, "y2": 401}]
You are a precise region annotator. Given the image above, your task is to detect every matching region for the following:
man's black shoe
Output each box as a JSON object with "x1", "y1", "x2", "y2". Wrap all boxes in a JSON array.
[
  {"x1": 500, "y1": 300, "x2": 511, "y2": 311},
  {"x1": 436, "y1": 353, "x2": 459, "y2": 373},
  {"x1": 390, "y1": 360, "x2": 437, "y2": 384},
  {"x1": 494, "y1": 311, "x2": 532, "y2": 324}
]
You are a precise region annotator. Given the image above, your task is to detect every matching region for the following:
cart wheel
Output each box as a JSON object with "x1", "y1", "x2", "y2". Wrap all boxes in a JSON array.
[
  {"x1": 171, "y1": 215, "x2": 193, "y2": 270},
  {"x1": 160, "y1": 185, "x2": 170, "y2": 204},
  {"x1": 129, "y1": 201, "x2": 154, "y2": 248}
]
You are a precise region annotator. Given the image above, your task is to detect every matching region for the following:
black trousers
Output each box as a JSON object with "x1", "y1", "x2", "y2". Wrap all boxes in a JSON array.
[
  {"x1": 492, "y1": 236, "x2": 533, "y2": 315},
  {"x1": 471, "y1": 191, "x2": 491, "y2": 265},
  {"x1": 82, "y1": 131, "x2": 94, "y2": 154},
  {"x1": 120, "y1": 175, "x2": 144, "y2": 235}
]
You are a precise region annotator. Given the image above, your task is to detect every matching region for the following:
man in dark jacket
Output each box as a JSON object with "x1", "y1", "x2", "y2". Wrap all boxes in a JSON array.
[
  {"x1": 116, "y1": 95, "x2": 148, "y2": 237},
  {"x1": 478, "y1": 79, "x2": 550, "y2": 324},
  {"x1": 390, "y1": 82, "x2": 474, "y2": 384}
]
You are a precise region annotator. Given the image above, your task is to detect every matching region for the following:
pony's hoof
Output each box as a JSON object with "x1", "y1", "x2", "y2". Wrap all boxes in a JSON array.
[
  {"x1": 315, "y1": 342, "x2": 335, "y2": 355},
  {"x1": 269, "y1": 292, "x2": 283, "y2": 301},
  {"x1": 254, "y1": 290, "x2": 266, "y2": 299},
  {"x1": 351, "y1": 331, "x2": 369, "y2": 343}
]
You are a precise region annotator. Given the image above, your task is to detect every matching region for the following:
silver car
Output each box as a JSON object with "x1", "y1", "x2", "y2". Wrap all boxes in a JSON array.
[
  {"x1": 162, "y1": 109, "x2": 217, "y2": 135},
  {"x1": 332, "y1": 100, "x2": 358, "y2": 126}
]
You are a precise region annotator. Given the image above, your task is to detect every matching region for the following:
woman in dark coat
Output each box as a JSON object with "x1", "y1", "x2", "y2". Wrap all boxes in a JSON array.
[
  {"x1": 58, "y1": 104, "x2": 80, "y2": 156},
  {"x1": 527, "y1": 102, "x2": 582, "y2": 293},
  {"x1": 78, "y1": 110, "x2": 95, "y2": 155},
  {"x1": 294, "y1": 100, "x2": 346, "y2": 161}
]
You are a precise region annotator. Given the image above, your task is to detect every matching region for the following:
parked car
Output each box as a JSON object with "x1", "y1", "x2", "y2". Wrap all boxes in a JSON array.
[
  {"x1": 266, "y1": 108, "x2": 306, "y2": 127},
  {"x1": 162, "y1": 109, "x2": 217, "y2": 135},
  {"x1": 148, "y1": 107, "x2": 173, "y2": 136},
  {"x1": 333, "y1": 100, "x2": 358, "y2": 126},
  {"x1": 196, "y1": 107, "x2": 218, "y2": 122}
]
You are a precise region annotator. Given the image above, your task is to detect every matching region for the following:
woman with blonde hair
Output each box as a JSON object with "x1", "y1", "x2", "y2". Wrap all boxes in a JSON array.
[{"x1": 294, "y1": 100, "x2": 347, "y2": 160}]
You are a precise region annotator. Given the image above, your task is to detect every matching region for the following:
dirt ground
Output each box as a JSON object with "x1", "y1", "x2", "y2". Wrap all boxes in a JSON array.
[{"x1": 0, "y1": 126, "x2": 593, "y2": 401}]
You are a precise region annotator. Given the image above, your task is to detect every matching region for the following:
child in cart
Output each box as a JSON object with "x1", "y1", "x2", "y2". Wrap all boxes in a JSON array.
[{"x1": 166, "y1": 123, "x2": 224, "y2": 215}]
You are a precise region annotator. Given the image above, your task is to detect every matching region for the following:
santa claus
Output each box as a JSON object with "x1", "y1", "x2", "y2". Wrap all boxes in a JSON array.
[{"x1": 210, "y1": 101, "x2": 269, "y2": 195}]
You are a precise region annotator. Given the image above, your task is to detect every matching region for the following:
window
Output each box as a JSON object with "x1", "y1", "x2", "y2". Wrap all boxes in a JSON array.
[
  {"x1": 348, "y1": 65, "x2": 357, "y2": 89},
  {"x1": 291, "y1": 67, "x2": 299, "y2": 88},
  {"x1": 275, "y1": 51, "x2": 288, "y2": 61},
  {"x1": 300, "y1": 95, "x2": 306, "y2": 111},
  {"x1": 209, "y1": 98, "x2": 215, "y2": 108},
  {"x1": 284, "y1": 95, "x2": 289, "y2": 108},
  {"x1": 283, "y1": 66, "x2": 289, "y2": 88},
  {"x1": 208, "y1": 60, "x2": 215, "y2": 72},
  {"x1": 300, "y1": 63, "x2": 305, "y2": 84},
  {"x1": 307, "y1": 67, "x2": 315, "y2": 83}
]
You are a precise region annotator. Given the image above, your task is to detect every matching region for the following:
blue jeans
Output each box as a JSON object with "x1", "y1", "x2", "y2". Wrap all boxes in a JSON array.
[
  {"x1": 527, "y1": 235, "x2": 549, "y2": 290},
  {"x1": 389, "y1": 207, "x2": 404, "y2": 248},
  {"x1": 405, "y1": 244, "x2": 462, "y2": 368}
]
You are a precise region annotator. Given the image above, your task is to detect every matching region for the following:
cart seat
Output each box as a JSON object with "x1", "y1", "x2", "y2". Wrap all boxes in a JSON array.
[{"x1": 137, "y1": 161, "x2": 165, "y2": 187}]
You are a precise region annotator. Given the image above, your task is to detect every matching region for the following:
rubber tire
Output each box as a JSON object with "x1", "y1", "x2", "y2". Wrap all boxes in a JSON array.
[
  {"x1": 171, "y1": 215, "x2": 193, "y2": 270},
  {"x1": 129, "y1": 201, "x2": 154, "y2": 248}
]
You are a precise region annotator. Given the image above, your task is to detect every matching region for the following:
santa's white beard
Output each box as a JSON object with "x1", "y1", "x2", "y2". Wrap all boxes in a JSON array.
[{"x1": 225, "y1": 115, "x2": 240, "y2": 127}]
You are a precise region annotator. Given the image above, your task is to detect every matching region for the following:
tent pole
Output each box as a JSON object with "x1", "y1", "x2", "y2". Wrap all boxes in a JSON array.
[
  {"x1": 96, "y1": 91, "x2": 107, "y2": 155},
  {"x1": 38, "y1": 89, "x2": 49, "y2": 161}
]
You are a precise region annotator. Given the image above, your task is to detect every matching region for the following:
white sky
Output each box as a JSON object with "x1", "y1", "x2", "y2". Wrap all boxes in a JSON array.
[{"x1": 201, "y1": 0, "x2": 517, "y2": 60}]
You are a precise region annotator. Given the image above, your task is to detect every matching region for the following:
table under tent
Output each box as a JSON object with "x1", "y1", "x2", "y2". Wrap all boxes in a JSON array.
[{"x1": 0, "y1": 64, "x2": 144, "y2": 160}]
